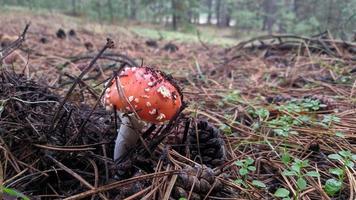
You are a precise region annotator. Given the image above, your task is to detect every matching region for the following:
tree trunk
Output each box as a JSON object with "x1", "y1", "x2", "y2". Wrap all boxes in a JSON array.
[
  {"x1": 262, "y1": 0, "x2": 277, "y2": 34},
  {"x1": 171, "y1": 0, "x2": 184, "y2": 30},
  {"x1": 206, "y1": 0, "x2": 213, "y2": 24},
  {"x1": 107, "y1": 0, "x2": 114, "y2": 23},
  {"x1": 172, "y1": 0, "x2": 178, "y2": 30},
  {"x1": 326, "y1": 0, "x2": 334, "y2": 27},
  {"x1": 95, "y1": 2, "x2": 102, "y2": 22},
  {"x1": 130, "y1": 0, "x2": 138, "y2": 20},
  {"x1": 71, "y1": 0, "x2": 77, "y2": 15},
  {"x1": 216, "y1": 0, "x2": 229, "y2": 27},
  {"x1": 215, "y1": 0, "x2": 221, "y2": 26}
]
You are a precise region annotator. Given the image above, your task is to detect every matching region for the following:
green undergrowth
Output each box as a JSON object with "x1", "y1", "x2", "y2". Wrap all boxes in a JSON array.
[
  {"x1": 131, "y1": 27, "x2": 238, "y2": 46},
  {"x1": 216, "y1": 90, "x2": 355, "y2": 199}
]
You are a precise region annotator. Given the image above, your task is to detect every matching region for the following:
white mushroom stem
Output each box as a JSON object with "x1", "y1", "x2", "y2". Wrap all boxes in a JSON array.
[{"x1": 114, "y1": 112, "x2": 144, "y2": 160}]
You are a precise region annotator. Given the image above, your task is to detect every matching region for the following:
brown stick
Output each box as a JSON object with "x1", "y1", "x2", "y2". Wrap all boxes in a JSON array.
[
  {"x1": 49, "y1": 38, "x2": 114, "y2": 132},
  {"x1": 0, "y1": 23, "x2": 30, "y2": 63}
]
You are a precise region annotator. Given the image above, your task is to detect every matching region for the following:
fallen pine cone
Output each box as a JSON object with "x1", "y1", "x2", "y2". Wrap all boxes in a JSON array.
[{"x1": 188, "y1": 120, "x2": 227, "y2": 168}]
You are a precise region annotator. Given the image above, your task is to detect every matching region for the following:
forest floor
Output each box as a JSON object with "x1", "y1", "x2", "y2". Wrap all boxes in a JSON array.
[{"x1": 0, "y1": 10, "x2": 356, "y2": 200}]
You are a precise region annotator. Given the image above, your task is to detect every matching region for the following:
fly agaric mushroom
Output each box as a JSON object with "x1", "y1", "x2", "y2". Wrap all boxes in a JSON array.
[{"x1": 103, "y1": 66, "x2": 183, "y2": 160}]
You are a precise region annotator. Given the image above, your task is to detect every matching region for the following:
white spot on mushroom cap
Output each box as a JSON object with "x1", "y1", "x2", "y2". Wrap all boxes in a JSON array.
[
  {"x1": 149, "y1": 109, "x2": 157, "y2": 115},
  {"x1": 146, "y1": 102, "x2": 151, "y2": 107},
  {"x1": 156, "y1": 113, "x2": 166, "y2": 121},
  {"x1": 157, "y1": 85, "x2": 171, "y2": 98},
  {"x1": 128, "y1": 96, "x2": 134, "y2": 102},
  {"x1": 134, "y1": 98, "x2": 139, "y2": 103},
  {"x1": 148, "y1": 82, "x2": 154, "y2": 86},
  {"x1": 144, "y1": 88, "x2": 150, "y2": 92},
  {"x1": 141, "y1": 95, "x2": 149, "y2": 99},
  {"x1": 144, "y1": 74, "x2": 151, "y2": 79}
]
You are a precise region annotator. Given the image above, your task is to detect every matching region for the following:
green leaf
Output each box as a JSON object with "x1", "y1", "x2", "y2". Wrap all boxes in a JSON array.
[
  {"x1": 246, "y1": 157, "x2": 254, "y2": 165},
  {"x1": 281, "y1": 152, "x2": 291, "y2": 165},
  {"x1": 248, "y1": 166, "x2": 256, "y2": 171},
  {"x1": 301, "y1": 159, "x2": 309, "y2": 167},
  {"x1": 274, "y1": 128, "x2": 289, "y2": 137},
  {"x1": 297, "y1": 178, "x2": 307, "y2": 190},
  {"x1": 344, "y1": 160, "x2": 354, "y2": 169},
  {"x1": 306, "y1": 171, "x2": 320, "y2": 177},
  {"x1": 339, "y1": 150, "x2": 352, "y2": 158},
  {"x1": 282, "y1": 170, "x2": 297, "y2": 176},
  {"x1": 179, "y1": 198, "x2": 187, "y2": 200},
  {"x1": 291, "y1": 164, "x2": 301, "y2": 173},
  {"x1": 324, "y1": 178, "x2": 342, "y2": 196},
  {"x1": 234, "y1": 179, "x2": 248, "y2": 188},
  {"x1": 255, "y1": 108, "x2": 269, "y2": 119},
  {"x1": 274, "y1": 188, "x2": 290, "y2": 198},
  {"x1": 235, "y1": 160, "x2": 244, "y2": 167},
  {"x1": 239, "y1": 168, "x2": 249, "y2": 176},
  {"x1": 329, "y1": 168, "x2": 344, "y2": 176},
  {"x1": 352, "y1": 155, "x2": 356, "y2": 161},
  {"x1": 234, "y1": 179, "x2": 244, "y2": 185},
  {"x1": 328, "y1": 154, "x2": 342, "y2": 160},
  {"x1": 335, "y1": 131, "x2": 345, "y2": 138},
  {"x1": 252, "y1": 180, "x2": 266, "y2": 188}
]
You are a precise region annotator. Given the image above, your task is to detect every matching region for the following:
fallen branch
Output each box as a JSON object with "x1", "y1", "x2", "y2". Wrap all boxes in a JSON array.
[{"x1": 0, "y1": 23, "x2": 30, "y2": 63}]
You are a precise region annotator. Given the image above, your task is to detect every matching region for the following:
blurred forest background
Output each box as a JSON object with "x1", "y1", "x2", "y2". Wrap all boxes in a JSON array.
[{"x1": 1, "y1": 0, "x2": 356, "y2": 40}]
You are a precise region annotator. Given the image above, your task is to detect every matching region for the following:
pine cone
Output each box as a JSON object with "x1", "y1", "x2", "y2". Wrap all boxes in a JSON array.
[
  {"x1": 171, "y1": 165, "x2": 223, "y2": 200},
  {"x1": 188, "y1": 120, "x2": 227, "y2": 168}
]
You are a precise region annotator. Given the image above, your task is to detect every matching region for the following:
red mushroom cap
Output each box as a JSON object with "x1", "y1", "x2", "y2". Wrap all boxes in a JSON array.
[{"x1": 103, "y1": 66, "x2": 183, "y2": 124}]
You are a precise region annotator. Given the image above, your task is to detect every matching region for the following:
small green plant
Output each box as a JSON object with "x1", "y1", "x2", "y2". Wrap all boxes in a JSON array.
[
  {"x1": 321, "y1": 114, "x2": 340, "y2": 127},
  {"x1": 0, "y1": 186, "x2": 30, "y2": 200},
  {"x1": 278, "y1": 98, "x2": 326, "y2": 113},
  {"x1": 249, "y1": 107, "x2": 270, "y2": 121},
  {"x1": 267, "y1": 115, "x2": 300, "y2": 137},
  {"x1": 234, "y1": 157, "x2": 263, "y2": 188},
  {"x1": 300, "y1": 98, "x2": 327, "y2": 111},
  {"x1": 236, "y1": 157, "x2": 256, "y2": 177},
  {"x1": 324, "y1": 150, "x2": 356, "y2": 196},
  {"x1": 274, "y1": 187, "x2": 291, "y2": 200},
  {"x1": 282, "y1": 159, "x2": 320, "y2": 198},
  {"x1": 324, "y1": 168, "x2": 344, "y2": 196},
  {"x1": 219, "y1": 90, "x2": 242, "y2": 106},
  {"x1": 328, "y1": 150, "x2": 355, "y2": 169},
  {"x1": 251, "y1": 180, "x2": 266, "y2": 188},
  {"x1": 324, "y1": 178, "x2": 343, "y2": 196}
]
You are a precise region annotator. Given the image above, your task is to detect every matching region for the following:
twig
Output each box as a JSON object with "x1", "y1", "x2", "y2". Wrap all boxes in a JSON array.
[
  {"x1": 63, "y1": 170, "x2": 179, "y2": 200},
  {"x1": 50, "y1": 38, "x2": 114, "y2": 132},
  {"x1": 196, "y1": 30, "x2": 210, "y2": 50},
  {"x1": 0, "y1": 23, "x2": 30, "y2": 63},
  {"x1": 47, "y1": 155, "x2": 109, "y2": 200}
]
